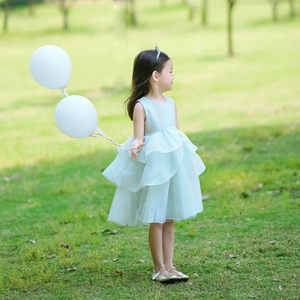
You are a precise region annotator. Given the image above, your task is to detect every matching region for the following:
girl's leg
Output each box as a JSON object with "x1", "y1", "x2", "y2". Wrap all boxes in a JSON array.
[
  {"x1": 148, "y1": 223, "x2": 165, "y2": 273},
  {"x1": 162, "y1": 220, "x2": 174, "y2": 271}
]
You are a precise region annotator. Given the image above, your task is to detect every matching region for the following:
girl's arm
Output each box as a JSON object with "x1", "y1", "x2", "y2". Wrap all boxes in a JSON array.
[
  {"x1": 131, "y1": 102, "x2": 146, "y2": 161},
  {"x1": 174, "y1": 102, "x2": 180, "y2": 130}
]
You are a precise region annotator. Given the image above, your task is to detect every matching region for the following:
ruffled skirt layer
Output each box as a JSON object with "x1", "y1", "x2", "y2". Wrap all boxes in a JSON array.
[{"x1": 102, "y1": 129, "x2": 206, "y2": 227}]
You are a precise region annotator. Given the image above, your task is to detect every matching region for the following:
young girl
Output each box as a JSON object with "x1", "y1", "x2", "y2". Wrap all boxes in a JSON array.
[{"x1": 102, "y1": 46, "x2": 206, "y2": 283}]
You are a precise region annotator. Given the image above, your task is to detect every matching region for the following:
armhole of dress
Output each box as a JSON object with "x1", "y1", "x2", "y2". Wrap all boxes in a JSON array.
[
  {"x1": 136, "y1": 100, "x2": 147, "y2": 122},
  {"x1": 168, "y1": 97, "x2": 175, "y2": 111},
  {"x1": 170, "y1": 98, "x2": 177, "y2": 125}
]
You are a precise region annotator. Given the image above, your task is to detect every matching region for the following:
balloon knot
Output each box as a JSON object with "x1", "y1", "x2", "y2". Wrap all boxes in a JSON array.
[{"x1": 60, "y1": 85, "x2": 69, "y2": 97}]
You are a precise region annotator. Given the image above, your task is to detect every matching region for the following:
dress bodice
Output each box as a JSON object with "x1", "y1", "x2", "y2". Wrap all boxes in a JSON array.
[{"x1": 137, "y1": 96, "x2": 177, "y2": 136}]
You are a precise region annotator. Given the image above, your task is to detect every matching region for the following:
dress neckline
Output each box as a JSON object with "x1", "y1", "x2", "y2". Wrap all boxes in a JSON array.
[{"x1": 143, "y1": 95, "x2": 168, "y2": 104}]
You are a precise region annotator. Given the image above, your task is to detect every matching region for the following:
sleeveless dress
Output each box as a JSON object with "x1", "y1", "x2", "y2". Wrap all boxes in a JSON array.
[{"x1": 102, "y1": 95, "x2": 206, "y2": 227}]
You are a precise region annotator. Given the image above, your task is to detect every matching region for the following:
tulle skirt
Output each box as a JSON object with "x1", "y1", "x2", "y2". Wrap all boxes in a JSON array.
[{"x1": 102, "y1": 129, "x2": 206, "y2": 227}]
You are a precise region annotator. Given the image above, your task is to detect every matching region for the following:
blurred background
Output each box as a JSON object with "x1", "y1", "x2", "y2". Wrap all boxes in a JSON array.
[
  {"x1": 0, "y1": 0, "x2": 300, "y2": 169},
  {"x1": 0, "y1": 0, "x2": 299, "y2": 169}
]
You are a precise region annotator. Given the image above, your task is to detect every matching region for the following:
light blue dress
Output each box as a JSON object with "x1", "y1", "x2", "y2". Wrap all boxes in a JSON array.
[{"x1": 102, "y1": 95, "x2": 206, "y2": 227}]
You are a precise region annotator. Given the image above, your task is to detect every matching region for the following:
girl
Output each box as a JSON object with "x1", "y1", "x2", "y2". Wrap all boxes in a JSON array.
[{"x1": 102, "y1": 45, "x2": 206, "y2": 283}]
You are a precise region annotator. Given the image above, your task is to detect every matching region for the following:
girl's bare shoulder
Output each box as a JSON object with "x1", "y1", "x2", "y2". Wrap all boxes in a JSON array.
[
  {"x1": 133, "y1": 102, "x2": 146, "y2": 120},
  {"x1": 134, "y1": 101, "x2": 144, "y2": 110}
]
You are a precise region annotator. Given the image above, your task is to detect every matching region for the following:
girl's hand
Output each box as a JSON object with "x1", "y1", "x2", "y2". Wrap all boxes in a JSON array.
[{"x1": 131, "y1": 140, "x2": 146, "y2": 161}]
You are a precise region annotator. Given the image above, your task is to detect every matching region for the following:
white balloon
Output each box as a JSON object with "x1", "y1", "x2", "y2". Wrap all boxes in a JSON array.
[
  {"x1": 30, "y1": 45, "x2": 72, "y2": 89},
  {"x1": 54, "y1": 96, "x2": 98, "y2": 139}
]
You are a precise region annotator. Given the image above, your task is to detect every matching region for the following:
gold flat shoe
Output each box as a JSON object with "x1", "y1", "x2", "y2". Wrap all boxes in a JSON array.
[
  {"x1": 151, "y1": 268, "x2": 178, "y2": 283},
  {"x1": 168, "y1": 266, "x2": 189, "y2": 281}
]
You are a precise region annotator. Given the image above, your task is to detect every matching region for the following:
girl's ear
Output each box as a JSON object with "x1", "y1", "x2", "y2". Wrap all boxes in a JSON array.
[{"x1": 151, "y1": 70, "x2": 159, "y2": 82}]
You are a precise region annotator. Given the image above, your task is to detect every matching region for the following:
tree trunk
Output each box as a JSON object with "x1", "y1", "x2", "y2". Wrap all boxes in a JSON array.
[
  {"x1": 126, "y1": 0, "x2": 137, "y2": 26},
  {"x1": 227, "y1": 0, "x2": 235, "y2": 57},
  {"x1": 201, "y1": 0, "x2": 208, "y2": 26},
  {"x1": 113, "y1": 0, "x2": 127, "y2": 91},
  {"x1": 3, "y1": 0, "x2": 10, "y2": 33},
  {"x1": 61, "y1": 0, "x2": 69, "y2": 30},
  {"x1": 160, "y1": 0, "x2": 165, "y2": 9},
  {"x1": 289, "y1": 0, "x2": 295, "y2": 18},
  {"x1": 114, "y1": 0, "x2": 127, "y2": 38},
  {"x1": 29, "y1": 0, "x2": 34, "y2": 16},
  {"x1": 270, "y1": 0, "x2": 279, "y2": 22},
  {"x1": 187, "y1": 2, "x2": 194, "y2": 20}
]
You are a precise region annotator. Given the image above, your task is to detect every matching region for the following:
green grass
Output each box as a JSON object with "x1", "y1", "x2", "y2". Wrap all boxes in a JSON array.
[{"x1": 0, "y1": 0, "x2": 300, "y2": 299}]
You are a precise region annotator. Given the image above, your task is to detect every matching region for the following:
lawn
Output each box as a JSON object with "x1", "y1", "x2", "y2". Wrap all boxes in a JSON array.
[{"x1": 0, "y1": 0, "x2": 299, "y2": 299}]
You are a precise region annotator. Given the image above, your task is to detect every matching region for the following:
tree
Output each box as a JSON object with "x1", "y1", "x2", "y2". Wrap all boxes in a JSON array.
[
  {"x1": 61, "y1": 0, "x2": 69, "y2": 30},
  {"x1": 126, "y1": 0, "x2": 136, "y2": 26},
  {"x1": 268, "y1": 0, "x2": 279, "y2": 22},
  {"x1": 2, "y1": 0, "x2": 10, "y2": 33},
  {"x1": 187, "y1": 1, "x2": 194, "y2": 20},
  {"x1": 113, "y1": 0, "x2": 127, "y2": 90},
  {"x1": 201, "y1": 0, "x2": 208, "y2": 26},
  {"x1": 226, "y1": 0, "x2": 237, "y2": 57},
  {"x1": 288, "y1": 0, "x2": 296, "y2": 18},
  {"x1": 181, "y1": 0, "x2": 195, "y2": 20},
  {"x1": 28, "y1": 0, "x2": 34, "y2": 16}
]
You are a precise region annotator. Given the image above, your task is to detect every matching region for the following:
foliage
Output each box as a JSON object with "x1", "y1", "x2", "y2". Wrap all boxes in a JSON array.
[{"x1": 0, "y1": 0, "x2": 44, "y2": 8}]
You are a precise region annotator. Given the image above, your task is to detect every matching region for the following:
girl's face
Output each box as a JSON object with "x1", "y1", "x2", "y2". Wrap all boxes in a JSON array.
[{"x1": 158, "y1": 59, "x2": 174, "y2": 92}]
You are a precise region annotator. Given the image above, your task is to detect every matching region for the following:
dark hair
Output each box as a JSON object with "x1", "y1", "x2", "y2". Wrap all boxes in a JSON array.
[{"x1": 124, "y1": 49, "x2": 170, "y2": 120}]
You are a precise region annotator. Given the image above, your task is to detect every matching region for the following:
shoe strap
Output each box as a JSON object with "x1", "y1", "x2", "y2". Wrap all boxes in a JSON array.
[
  {"x1": 152, "y1": 268, "x2": 166, "y2": 280},
  {"x1": 168, "y1": 266, "x2": 184, "y2": 276},
  {"x1": 169, "y1": 267, "x2": 187, "y2": 277}
]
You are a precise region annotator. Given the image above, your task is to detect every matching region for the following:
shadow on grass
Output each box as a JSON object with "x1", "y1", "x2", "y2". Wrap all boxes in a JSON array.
[
  {"x1": 1, "y1": 122, "x2": 299, "y2": 228},
  {"x1": 39, "y1": 26, "x2": 98, "y2": 36},
  {"x1": 243, "y1": 15, "x2": 300, "y2": 28},
  {"x1": 0, "y1": 25, "x2": 112, "y2": 41}
]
